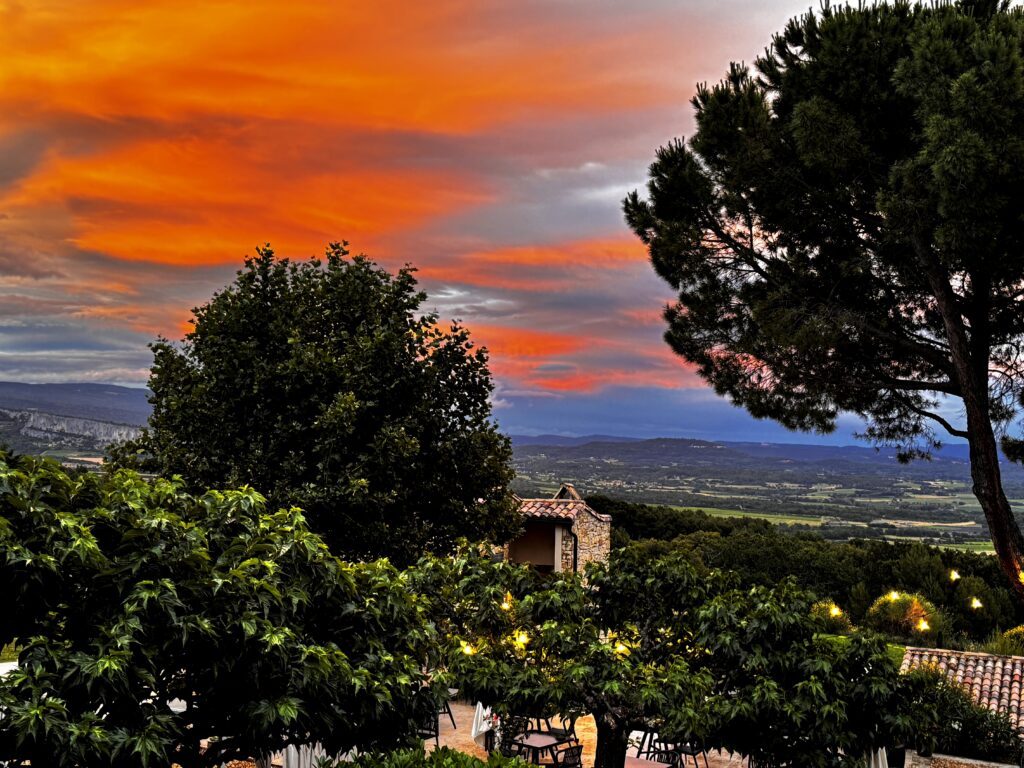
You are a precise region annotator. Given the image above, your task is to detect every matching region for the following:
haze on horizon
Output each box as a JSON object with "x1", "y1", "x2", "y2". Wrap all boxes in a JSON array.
[{"x1": 0, "y1": 0, "x2": 874, "y2": 442}]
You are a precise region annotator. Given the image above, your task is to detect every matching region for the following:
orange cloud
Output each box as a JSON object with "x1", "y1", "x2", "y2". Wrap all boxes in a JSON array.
[
  {"x1": 2, "y1": 130, "x2": 487, "y2": 266},
  {"x1": 0, "y1": 0, "x2": 767, "y2": 402},
  {"x1": 422, "y1": 236, "x2": 648, "y2": 290},
  {"x1": 531, "y1": 366, "x2": 696, "y2": 394},
  {"x1": 620, "y1": 307, "x2": 666, "y2": 326},
  {"x1": 471, "y1": 325, "x2": 583, "y2": 359},
  {"x1": 0, "y1": 1, "x2": 688, "y2": 133}
]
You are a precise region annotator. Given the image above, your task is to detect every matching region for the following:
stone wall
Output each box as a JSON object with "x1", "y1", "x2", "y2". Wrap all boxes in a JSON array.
[
  {"x1": 905, "y1": 751, "x2": 1017, "y2": 767},
  {"x1": 560, "y1": 525, "x2": 574, "y2": 572},
  {"x1": 572, "y1": 509, "x2": 611, "y2": 573}
]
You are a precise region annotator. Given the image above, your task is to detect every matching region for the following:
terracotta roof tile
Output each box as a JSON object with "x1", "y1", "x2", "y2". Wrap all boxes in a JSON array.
[
  {"x1": 516, "y1": 483, "x2": 612, "y2": 523},
  {"x1": 902, "y1": 646, "x2": 1024, "y2": 730}
]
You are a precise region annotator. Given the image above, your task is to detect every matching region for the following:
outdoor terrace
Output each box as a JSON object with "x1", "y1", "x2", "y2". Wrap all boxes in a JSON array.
[{"x1": 434, "y1": 700, "x2": 747, "y2": 767}]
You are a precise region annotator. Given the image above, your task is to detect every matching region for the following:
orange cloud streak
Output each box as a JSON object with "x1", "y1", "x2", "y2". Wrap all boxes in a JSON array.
[
  {"x1": 423, "y1": 237, "x2": 648, "y2": 290},
  {"x1": 0, "y1": 0, "x2": 732, "y2": 399},
  {"x1": 0, "y1": 1, "x2": 685, "y2": 132},
  {"x1": 2, "y1": 132, "x2": 488, "y2": 266},
  {"x1": 471, "y1": 325, "x2": 583, "y2": 359}
]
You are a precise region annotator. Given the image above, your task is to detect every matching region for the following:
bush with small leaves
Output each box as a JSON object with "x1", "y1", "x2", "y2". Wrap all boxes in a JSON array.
[
  {"x1": 316, "y1": 747, "x2": 529, "y2": 768},
  {"x1": 864, "y1": 592, "x2": 944, "y2": 642},
  {"x1": 811, "y1": 600, "x2": 853, "y2": 634},
  {"x1": 908, "y1": 667, "x2": 1023, "y2": 763},
  {"x1": 983, "y1": 625, "x2": 1024, "y2": 657}
]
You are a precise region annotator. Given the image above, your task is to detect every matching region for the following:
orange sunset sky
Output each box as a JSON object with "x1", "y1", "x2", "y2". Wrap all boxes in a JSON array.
[{"x1": 0, "y1": 0, "x2": 864, "y2": 440}]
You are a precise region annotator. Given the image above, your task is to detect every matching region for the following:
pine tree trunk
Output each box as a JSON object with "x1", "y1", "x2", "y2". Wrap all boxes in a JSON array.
[
  {"x1": 593, "y1": 714, "x2": 630, "y2": 768},
  {"x1": 917, "y1": 251, "x2": 1024, "y2": 600},
  {"x1": 966, "y1": 405, "x2": 1024, "y2": 600}
]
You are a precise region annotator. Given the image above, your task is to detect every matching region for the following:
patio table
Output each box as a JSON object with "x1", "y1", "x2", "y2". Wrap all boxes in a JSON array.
[{"x1": 514, "y1": 732, "x2": 562, "y2": 765}]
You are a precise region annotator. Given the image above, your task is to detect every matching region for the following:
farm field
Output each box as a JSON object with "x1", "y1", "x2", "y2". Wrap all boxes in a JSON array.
[{"x1": 512, "y1": 436, "x2": 1024, "y2": 547}]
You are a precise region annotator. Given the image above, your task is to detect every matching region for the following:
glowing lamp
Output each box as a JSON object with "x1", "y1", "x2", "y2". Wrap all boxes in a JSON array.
[
  {"x1": 889, "y1": 591, "x2": 900, "y2": 601},
  {"x1": 916, "y1": 619, "x2": 930, "y2": 632},
  {"x1": 971, "y1": 597, "x2": 983, "y2": 610},
  {"x1": 501, "y1": 591, "x2": 513, "y2": 611},
  {"x1": 515, "y1": 631, "x2": 530, "y2": 646},
  {"x1": 614, "y1": 642, "x2": 629, "y2": 655},
  {"x1": 950, "y1": 570, "x2": 961, "y2": 582},
  {"x1": 829, "y1": 605, "x2": 842, "y2": 618},
  {"x1": 461, "y1": 642, "x2": 477, "y2": 656}
]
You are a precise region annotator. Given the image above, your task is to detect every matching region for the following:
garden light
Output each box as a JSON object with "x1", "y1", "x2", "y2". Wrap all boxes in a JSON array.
[
  {"x1": 461, "y1": 642, "x2": 477, "y2": 656},
  {"x1": 501, "y1": 592, "x2": 513, "y2": 611},
  {"x1": 889, "y1": 591, "x2": 900, "y2": 601},
  {"x1": 829, "y1": 605, "x2": 842, "y2": 618},
  {"x1": 614, "y1": 641, "x2": 630, "y2": 655},
  {"x1": 971, "y1": 597, "x2": 983, "y2": 610},
  {"x1": 950, "y1": 570, "x2": 961, "y2": 582},
  {"x1": 515, "y1": 631, "x2": 530, "y2": 646},
  {"x1": 916, "y1": 618, "x2": 930, "y2": 632}
]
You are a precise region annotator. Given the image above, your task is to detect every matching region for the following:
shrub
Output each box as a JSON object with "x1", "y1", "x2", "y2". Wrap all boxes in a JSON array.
[
  {"x1": 864, "y1": 591, "x2": 944, "y2": 642},
  {"x1": 811, "y1": 600, "x2": 853, "y2": 634},
  {"x1": 983, "y1": 625, "x2": 1024, "y2": 657},
  {"x1": 908, "y1": 668, "x2": 1023, "y2": 763},
  {"x1": 317, "y1": 748, "x2": 528, "y2": 768},
  {"x1": 0, "y1": 453, "x2": 434, "y2": 768}
]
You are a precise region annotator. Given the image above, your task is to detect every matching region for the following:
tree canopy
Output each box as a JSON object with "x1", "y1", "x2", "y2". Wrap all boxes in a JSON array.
[
  {"x1": 416, "y1": 547, "x2": 920, "y2": 768},
  {"x1": 112, "y1": 243, "x2": 519, "y2": 565},
  {"x1": 624, "y1": 0, "x2": 1024, "y2": 595},
  {"x1": 0, "y1": 453, "x2": 435, "y2": 767}
]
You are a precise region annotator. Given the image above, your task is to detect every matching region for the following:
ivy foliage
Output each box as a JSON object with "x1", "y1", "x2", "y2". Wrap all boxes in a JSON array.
[
  {"x1": 0, "y1": 453, "x2": 435, "y2": 768},
  {"x1": 111, "y1": 243, "x2": 519, "y2": 565}
]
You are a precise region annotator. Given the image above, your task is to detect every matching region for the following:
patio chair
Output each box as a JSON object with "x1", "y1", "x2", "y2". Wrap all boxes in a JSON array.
[
  {"x1": 652, "y1": 738, "x2": 708, "y2": 768},
  {"x1": 634, "y1": 729, "x2": 658, "y2": 758},
  {"x1": 417, "y1": 708, "x2": 440, "y2": 748},
  {"x1": 497, "y1": 715, "x2": 532, "y2": 759},
  {"x1": 547, "y1": 715, "x2": 579, "y2": 745},
  {"x1": 747, "y1": 758, "x2": 790, "y2": 768},
  {"x1": 674, "y1": 742, "x2": 709, "y2": 768},
  {"x1": 529, "y1": 716, "x2": 553, "y2": 732},
  {"x1": 647, "y1": 748, "x2": 681, "y2": 767},
  {"x1": 550, "y1": 744, "x2": 584, "y2": 768},
  {"x1": 439, "y1": 698, "x2": 456, "y2": 729}
]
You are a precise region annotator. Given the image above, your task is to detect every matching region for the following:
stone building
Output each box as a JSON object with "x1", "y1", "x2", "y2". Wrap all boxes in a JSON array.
[{"x1": 505, "y1": 483, "x2": 611, "y2": 573}]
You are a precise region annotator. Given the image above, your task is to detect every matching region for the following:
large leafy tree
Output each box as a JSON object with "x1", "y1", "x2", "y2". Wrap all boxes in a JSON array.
[
  {"x1": 112, "y1": 242, "x2": 519, "y2": 565},
  {"x1": 0, "y1": 453, "x2": 436, "y2": 767},
  {"x1": 624, "y1": 0, "x2": 1024, "y2": 595},
  {"x1": 415, "y1": 548, "x2": 920, "y2": 768}
]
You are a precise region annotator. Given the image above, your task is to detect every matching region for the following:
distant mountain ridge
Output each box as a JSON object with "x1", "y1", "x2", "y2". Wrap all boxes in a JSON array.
[
  {"x1": 0, "y1": 382, "x2": 150, "y2": 425},
  {"x1": 0, "y1": 382, "x2": 149, "y2": 454},
  {"x1": 510, "y1": 434, "x2": 973, "y2": 464},
  {"x1": 0, "y1": 381, "x2": 977, "y2": 470},
  {"x1": 509, "y1": 434, "x2": 642, "y2": 447}
]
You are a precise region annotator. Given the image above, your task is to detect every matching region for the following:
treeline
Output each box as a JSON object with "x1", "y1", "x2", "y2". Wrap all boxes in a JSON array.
[{"x1": 589, "y1": 495, "x2": 1024, "y2": 644}]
